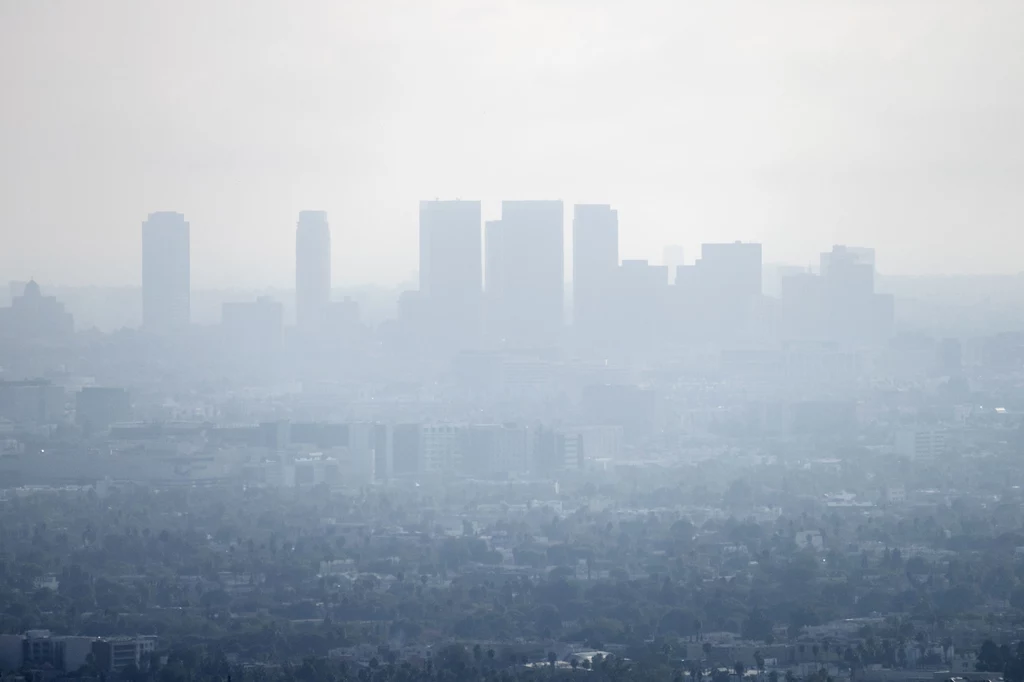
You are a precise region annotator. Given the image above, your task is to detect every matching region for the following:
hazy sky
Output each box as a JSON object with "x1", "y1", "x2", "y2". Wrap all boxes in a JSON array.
[{"x1": 1, "y1": 0, "x2": 1022, "y2": 288}]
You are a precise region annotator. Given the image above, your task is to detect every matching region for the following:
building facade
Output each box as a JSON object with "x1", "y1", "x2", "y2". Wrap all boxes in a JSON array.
[
  {"x1": 485, "y1": 200, "x2": 564, "y2": 349},
  {"x1": 418, "y1": 200, "x2": 483, "y2": 348},
  {"x1": 296, "y1": 210, "x2": 331, "y2": 332},
  {"x1": 141, "y1": 212, "x2": 190, "y2": 332},
  {"x1": 572, "y1": 204, "x2": 618, "y2": 345}
]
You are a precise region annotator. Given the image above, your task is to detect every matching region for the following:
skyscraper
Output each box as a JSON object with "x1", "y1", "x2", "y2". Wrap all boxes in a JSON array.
[
  {"x1": 295, "y1": 210, "x2": 331, "y2": 331},
  {"x1": 612, "y1": 259, "x2": 669, "y2": 351},
  {"x1": 485, "y1": 200, "x2": 564, "y2": 348},
  {"x1": 698, "y1": 241, "x2": 763, "y2": 299},
  {"x1": 818, "y1": 245, "x2": 892, "y2": 344},
  {"x1": 141, "y1": 212, "x2": 190, "y2": 332},
  {"x1": 572, "y1": 204, "x2": 618, "y2": 344},
  {"x1": 675, "y1": 241, "x2": 762, "y2": 343},
  {"x1": 419, "y1": 200, "x2": 482, "y2": 346}
]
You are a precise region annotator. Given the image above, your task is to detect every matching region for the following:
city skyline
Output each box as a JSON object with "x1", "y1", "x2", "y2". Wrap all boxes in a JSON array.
[
  {"x1": 3, "y1": 199, "x2": 1002, "y2": 293},
  {"x1": 3, "y1": 2, "x2": 1024, "y2": 287},
  {"x1": 4, "y1": 4, "x2": 1024, "y2": 679}
]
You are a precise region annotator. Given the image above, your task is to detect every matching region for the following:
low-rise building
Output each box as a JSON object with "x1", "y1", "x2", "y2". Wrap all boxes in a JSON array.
[{"x1": 92, "y1": 636, "x2": 157, "y2": 673}]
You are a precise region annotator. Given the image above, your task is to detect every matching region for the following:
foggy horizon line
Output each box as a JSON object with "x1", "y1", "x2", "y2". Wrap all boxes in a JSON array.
[{"x1": 10, "y1": 268, "x2": 1024, "y2": 294}]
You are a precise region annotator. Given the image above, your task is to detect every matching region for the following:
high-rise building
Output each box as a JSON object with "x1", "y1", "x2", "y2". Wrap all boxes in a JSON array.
[
  {"x1": 778, "y1": 245, "x2": 893, "y2": 346},
  {"x1": 821, "y1": 245, "x2": 875, "y2": 297},
  {"x1": 612, "y1": 260, "x2": 669, "y2": 350},
  {"x1": 141, "y1": 212, "x2": 190, "y2": 332},
  {"x1": 295, "y1": 210, "x2": 331, "y2": 331},
  {"x1": 462, "y1": 424, "x2": 531, "y2": 477},
  {"x1": 485, "y1": 200, "x2": 564, "y2": 348},
  {"x1": 0, "y1": 380, "x2": 65, "y2": 425},
  {"x1": 818, "y1": 245, "x2": 892, "y2": 344},
  {"x1": 698, "y1": 242, "x2": 763, "y2": 299},
  {"x1": 419, "y1": 200, "x2": 482, "y2": 346},
  {"x1": 0, "y1": 280, "x2": 74, "y2": 341},
  {"x1": 572, "y1": 204, "x2": 618, "y2": 343},
  {"x1": 675, "y1": 242, "x2": 762, "y2": 343}
]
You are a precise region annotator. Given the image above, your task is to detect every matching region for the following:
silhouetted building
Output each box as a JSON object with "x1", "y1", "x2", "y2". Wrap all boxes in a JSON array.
[
  {"x1": 820, "y1": 245, "x2": 892, "y2": 343},
  {"x1": 0, "y1": 380, "x2": 65, "y2": 425},
  {"x1": 895, "y1": 427, "x2": 947, "y2": 462},
  {"x1": 462, "y1": 423, "x2": 531, "y2": 477},
  {"x1": 572, "y1": 204, "x2": 618, "y2": 346},
  {"x1": 611, "y1": 260, "x2": 669, "y2": 353},
  {"x1": 533, "y1": 427, "x2": 581, "y2": 474},
  {"x1": 779, "y1": 245, "x2": 893, "y2": 346},
  {"x1": 141, "y1": 211, "x2": 190, "y2": 332},
  {"x1": 76, "y1": 387, "x2": 131, "y2": 433},
  {"x1": 0, "y1": 280, "x2": 74, "y2": 341},
  {"x1": 486, "y1": 200, "x2": 564, "y2": 349},
  {"x1": 323, "y1": 297, "x2": 362, "y2": 343},
  {"x1": 419, "y1": 200, "x2": 482, "y2": 348},
  {"x1": 676, "y1": 241, "x2": 762, "y2": 343},
  {"x1": 296, "y1": 210, "x2": 331, "y2": 332},
  {"x1": 699, "y1": 241, "x2": 762, "y2": 298}
]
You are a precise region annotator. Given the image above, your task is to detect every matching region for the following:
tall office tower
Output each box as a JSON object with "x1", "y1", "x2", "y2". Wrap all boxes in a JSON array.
[
  {"x1": 699, "y1": 242, "x2": 763, "y2": 298},
  {"x1": 486, "y1": 200, "x2": 564, "y2": 348},
  {"x1": 613, "y1": 260, "x2": 669, "y2": 351},
  {"x1": 141, "y1": 212, "x2": 190, "y2": 332},
  {"x1": 821, "y1": 245, "x2": 875, "y2": 295},
  {"x1": 818, "y1": 245, "x2": 892, "y2": 344},
  {"x1": 295, "y1": 210, "x2": 331, "y2": 331},
  {"x1": 419, "y1": 200, "x2": 482, "y2": 347},
  {"x1": 0, "y1": 280, "x2": 74, "y2": 341},
  {"x1": 572, "y1": 204, "x2": 618, "y2": 344},
  {"x1": 675, "y1": 241, "x2": 762, "y2": 343},
  {"x1": 662, "y1": 245, "x2": 685, "y2": 285}
]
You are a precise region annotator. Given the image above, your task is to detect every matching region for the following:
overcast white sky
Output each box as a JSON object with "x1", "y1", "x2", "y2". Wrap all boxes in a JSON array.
[{"x1": 1, "y1": 0, "x2": 1022, "y2": 288}]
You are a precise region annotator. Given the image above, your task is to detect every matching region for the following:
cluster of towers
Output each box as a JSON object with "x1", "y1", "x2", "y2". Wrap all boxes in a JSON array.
[
  {"x1": 139, "y1": 203, "x2": 892, "y2": 351},
  {"x1": 140, "y1": 210, "x2": 333, "y2": 335}
]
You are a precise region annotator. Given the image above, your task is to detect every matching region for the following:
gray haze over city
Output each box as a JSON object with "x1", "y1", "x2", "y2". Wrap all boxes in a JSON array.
[
  {"x1": 4, "y1": 4, "x2": 1024, "y2": 682},
  {"x1": 3, "y1": 0, "x2": 1024, "y2": 288}
]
